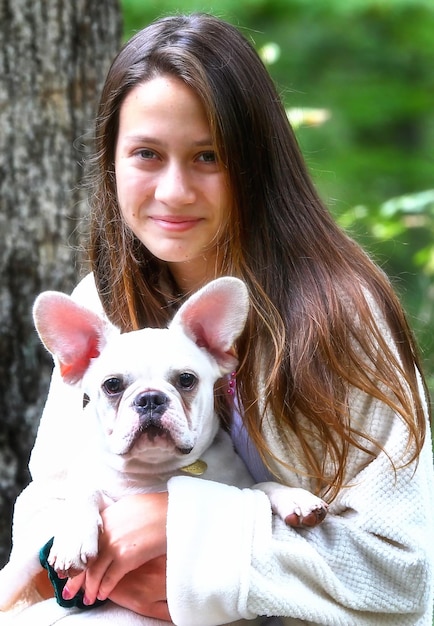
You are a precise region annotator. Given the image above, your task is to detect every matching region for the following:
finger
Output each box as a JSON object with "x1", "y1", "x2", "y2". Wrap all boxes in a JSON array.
[
  {"x1": 109, "y1": 589, "x2": 170, "y2": 621},
  {"x1": 81, "y1": 557, "x2": 116, "y2": 605},
  {"x1": 93, "y1": 559, "x2": 128, "y2": 602},
  {"x1": 107, "y1": 557, "x2": 168, "y2": 617},
  {"x1": 62, "y1": 571, "x2": 86, "y2": 601}
]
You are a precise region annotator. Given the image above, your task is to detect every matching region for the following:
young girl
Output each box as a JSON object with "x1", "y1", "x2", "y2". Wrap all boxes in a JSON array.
[{"x1": 2, "y1": 12, "x2": 433, "y2": 626}]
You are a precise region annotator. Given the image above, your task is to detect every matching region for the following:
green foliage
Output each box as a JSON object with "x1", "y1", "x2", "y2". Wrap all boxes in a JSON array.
[{"x1": 338, "y1": 190, "x2": 434, "y2": 394}]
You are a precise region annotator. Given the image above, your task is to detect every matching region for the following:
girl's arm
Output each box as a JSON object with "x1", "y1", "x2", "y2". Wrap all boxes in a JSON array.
[
  {"x1": 63, "y1": 401, "x2": 433, "y2": 625},
  {"x1": 165, "y1": 408, "x2": 434, "y2": 626}
]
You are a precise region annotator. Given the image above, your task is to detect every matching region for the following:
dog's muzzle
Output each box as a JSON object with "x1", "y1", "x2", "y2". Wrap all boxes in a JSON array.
[
  {"x1": 134, "y1": 390, "x2": 168, "y2": 416},
  {"x1": 134, "y1": 390, "x2": 168, "y2": 437},
  {"x1": 130, "y1": 390, "x2": 193, "y2": 454}
]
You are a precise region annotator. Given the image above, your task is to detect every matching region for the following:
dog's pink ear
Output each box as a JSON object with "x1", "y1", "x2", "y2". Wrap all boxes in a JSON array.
[
  {"x1": 170, "y1": 277, "x2": 249, "y2": 373},
  {"x1": 33, "y1": 292, "x2": 108, "y2": 384}
]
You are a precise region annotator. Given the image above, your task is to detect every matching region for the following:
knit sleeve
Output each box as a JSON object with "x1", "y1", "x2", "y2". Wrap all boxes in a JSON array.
[{"x1": 166, "y1": 411, "x2": 434, "y2": 625}]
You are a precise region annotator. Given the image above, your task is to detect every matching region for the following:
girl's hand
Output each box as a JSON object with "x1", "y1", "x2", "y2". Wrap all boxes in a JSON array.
[
  {"x1": 109, "y1": 554, "x2": 170, "y2": 621},
  {"x1": 62, "y1": 492, "x2": 168, "y2": 610}
]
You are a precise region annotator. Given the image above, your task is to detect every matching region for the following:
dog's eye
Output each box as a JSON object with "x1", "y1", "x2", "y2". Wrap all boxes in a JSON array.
[
  {"x1": 177, "y1": 372, "x2": 197, "y2": 390},
  {"x1": 102, "y1": 377, "x2": 124, "y2": 395}
]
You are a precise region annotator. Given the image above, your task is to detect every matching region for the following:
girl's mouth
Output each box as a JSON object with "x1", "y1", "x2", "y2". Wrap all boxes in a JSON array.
[{"x1": 151, "y1": 216, "x2": 202, "y2": 232}]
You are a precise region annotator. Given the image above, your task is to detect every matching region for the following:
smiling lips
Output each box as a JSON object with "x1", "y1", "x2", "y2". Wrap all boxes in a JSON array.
[{"x1": 151, "y1": 216, "x2": 202, "y2": 232}]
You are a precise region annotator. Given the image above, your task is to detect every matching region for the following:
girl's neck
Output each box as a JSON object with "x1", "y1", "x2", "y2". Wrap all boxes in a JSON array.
[{"x1": 168, "y1": 251, "x2": 223, "y2": 295}]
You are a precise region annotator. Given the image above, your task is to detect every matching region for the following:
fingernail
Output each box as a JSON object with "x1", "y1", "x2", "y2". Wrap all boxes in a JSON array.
[
  {"x1": 62, "y1": 587, "x2": 72, "y2": 600},
  {"x1": 83, "y1": 595, "x2": 91, "y2": 606}
]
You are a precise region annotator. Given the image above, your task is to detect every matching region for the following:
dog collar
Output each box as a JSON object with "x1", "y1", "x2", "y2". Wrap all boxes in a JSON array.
[{"x1": 180, "y1": 459, "x2": 208, "y2": 476}]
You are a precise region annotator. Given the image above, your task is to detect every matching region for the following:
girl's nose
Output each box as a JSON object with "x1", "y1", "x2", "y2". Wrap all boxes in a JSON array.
[{"x1": 154, "y1": 162, "x2": 196, "y2": 206}]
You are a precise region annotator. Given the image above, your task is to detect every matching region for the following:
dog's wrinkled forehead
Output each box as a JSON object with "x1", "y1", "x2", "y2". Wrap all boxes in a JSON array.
[{"x1": 90, "y1": 326, "x2": 218, "y2": 381}]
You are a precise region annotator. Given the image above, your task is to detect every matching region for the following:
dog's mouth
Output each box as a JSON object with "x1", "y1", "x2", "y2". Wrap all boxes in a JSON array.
[
  {"x1": 129, "y1": 422, "x2": 193, "y2": 455},
  {"x1": 117, "y1": 391, "x2": 195, "y2": 456},
  {"x1": 140, "y1": 422, "x2": 169, "y2": 442}
]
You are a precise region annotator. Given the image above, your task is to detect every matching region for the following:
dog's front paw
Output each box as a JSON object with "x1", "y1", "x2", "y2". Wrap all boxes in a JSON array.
[
  {"x1": 255, "y1": 483, "x2": 328, "y2": 529},
  {"x1": 48, "y1": 518, "x2": 102, "y2": 579},
  {"x1": 284, "y1": 498, "x2": 328, "y2": 528}
]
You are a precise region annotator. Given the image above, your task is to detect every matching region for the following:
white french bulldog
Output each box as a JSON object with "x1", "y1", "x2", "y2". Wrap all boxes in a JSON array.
[{"x1": 0, "y1": 277, "x2": 326, "y2": 622}]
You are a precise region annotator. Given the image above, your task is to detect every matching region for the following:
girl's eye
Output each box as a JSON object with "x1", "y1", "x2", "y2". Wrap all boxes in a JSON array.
[
  {"x1": 198, "y1": 151, "x2": 217, "y2": 163},
  {"x1": 137, "y1": 148, "x2": 157, "y2": 160}
]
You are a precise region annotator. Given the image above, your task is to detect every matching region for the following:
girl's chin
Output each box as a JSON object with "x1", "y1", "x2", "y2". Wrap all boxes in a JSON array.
[{"x1": 149, "y1": 250, "x2": 193, "y2": 264}]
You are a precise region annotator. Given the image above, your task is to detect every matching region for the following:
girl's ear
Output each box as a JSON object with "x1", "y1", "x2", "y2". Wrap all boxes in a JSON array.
[
  {"x1": 33, "y1": 292, "x2": 111, "y2": 384},
  {"x1": 169, "y1": 277, "x2": 249, "y2": 373}
]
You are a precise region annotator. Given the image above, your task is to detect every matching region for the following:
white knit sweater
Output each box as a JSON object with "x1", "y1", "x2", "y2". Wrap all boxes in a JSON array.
[{"x1": 2, "y1": 273, "x2": 434, "y2": 625}]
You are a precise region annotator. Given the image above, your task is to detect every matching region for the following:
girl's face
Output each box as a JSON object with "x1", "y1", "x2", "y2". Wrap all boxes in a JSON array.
[{"x1": 115, "y1": 75, "x2": 231, "y2": 292}]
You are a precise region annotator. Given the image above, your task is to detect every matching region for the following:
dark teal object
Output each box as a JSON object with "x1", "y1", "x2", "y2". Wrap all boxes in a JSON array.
[{"x1": 39, "y1": 537, "x2": 107, "y2": 610}]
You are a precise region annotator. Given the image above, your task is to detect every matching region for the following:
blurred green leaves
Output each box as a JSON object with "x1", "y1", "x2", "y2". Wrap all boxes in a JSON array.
[{"x1": 340, "y1": 190, "x2": 434, "y2": 269}]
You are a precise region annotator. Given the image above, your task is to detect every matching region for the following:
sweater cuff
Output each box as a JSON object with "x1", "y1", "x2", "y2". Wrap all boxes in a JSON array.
[{"x1": 166, "y1": 476, "x2": 272, "y2": 626}]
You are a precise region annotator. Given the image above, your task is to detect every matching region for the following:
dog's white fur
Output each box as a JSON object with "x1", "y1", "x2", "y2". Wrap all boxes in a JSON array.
[{"x1": 0, "y1": 277, "x2": 326, "y2": 623}]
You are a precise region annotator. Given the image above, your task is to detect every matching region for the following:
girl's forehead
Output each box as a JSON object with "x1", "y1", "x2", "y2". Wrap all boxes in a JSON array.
[{"x1": 116, "y1": 77, "x2": 213, "y2": 144}]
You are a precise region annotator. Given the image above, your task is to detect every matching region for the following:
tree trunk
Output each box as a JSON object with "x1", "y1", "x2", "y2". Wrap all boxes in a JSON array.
[{"x1": 0, "y1": 0, "x2": 122, "y2": 566}]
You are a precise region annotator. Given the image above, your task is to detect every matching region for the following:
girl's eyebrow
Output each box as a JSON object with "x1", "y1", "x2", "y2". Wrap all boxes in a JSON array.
[{"x1": 122, "y1": 135, "x2": 214, "y2": 147}]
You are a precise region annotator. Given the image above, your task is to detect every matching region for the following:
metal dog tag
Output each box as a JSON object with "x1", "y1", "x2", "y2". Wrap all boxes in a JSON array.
[{"x1": 180, "y1": 460, "x2": 208, "y2": 476}]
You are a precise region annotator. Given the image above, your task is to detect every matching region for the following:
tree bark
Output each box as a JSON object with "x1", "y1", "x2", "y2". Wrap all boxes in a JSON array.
[{"x1": 0, "y1": 0, "x2": 122, "y2": 566}]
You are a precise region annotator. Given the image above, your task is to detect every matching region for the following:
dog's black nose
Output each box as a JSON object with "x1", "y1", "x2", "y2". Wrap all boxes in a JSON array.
[
  {"x1": 134, "y1": 391, "x2": 170, "y2": 441},
  {"x1": 134, "y1": 391, "x2": 168, "y2": 417}
]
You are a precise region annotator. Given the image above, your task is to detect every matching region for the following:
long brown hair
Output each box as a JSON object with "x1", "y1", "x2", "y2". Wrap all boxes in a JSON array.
[{"x1": 88, "y1": 13, "x2": 429, "y2": 499}]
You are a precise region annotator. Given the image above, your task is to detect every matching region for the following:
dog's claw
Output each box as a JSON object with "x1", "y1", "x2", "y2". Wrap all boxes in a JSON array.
[
  {"x1": 49, "y1": 554, "x2": 86, "y2": 580},
  {"x1": 53, "y1": 560, "x2": 87, "y2": 579},
  {"x1": 65, "y1": 565, "x2": 85, "y2": 579},
  {"x1": 47, "y1": 519, "x2": 100, "y2": 581},
  {"x1": 285, "y1": 502, "x2": 328, "y2": 528},
  {"x1": 48, "y1": 545, "x2": 89, "y2": 580}
]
